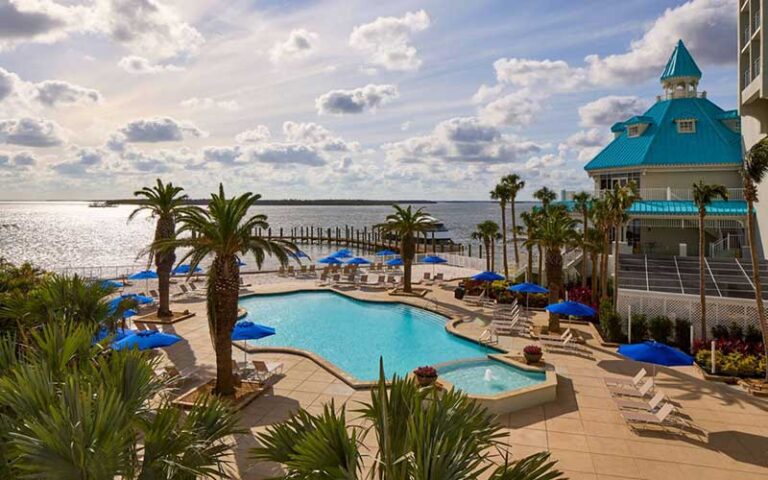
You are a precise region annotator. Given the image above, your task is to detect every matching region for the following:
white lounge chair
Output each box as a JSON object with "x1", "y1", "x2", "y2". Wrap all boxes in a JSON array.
[
  {"x1": 164, "y1": 365, "x2": 200, "y2": 382},
  {"x1": 620, "y1": 403, "x2": 684, "y2": 430},
  {"x1": 614, "y1": 391, "x2": 666, "y2": 412},
  {"x1": 317, "y1": 273, "x2": 330, "y2": 286},
  {"x1": 422, "y1": 272, "x2": 432, "y2": 285},
  {"x1": 604, "y1": 368, "x2": 648, "y2": 389},
  {"x1": 251, "y1": 360, "x2": 283, "y2": 384},
  {"x1": 608, "y1": 378, "x2": 655, "y2": 398},
  {"x1": 538, "y1": 328, "x2": 572, "y2": 342}
]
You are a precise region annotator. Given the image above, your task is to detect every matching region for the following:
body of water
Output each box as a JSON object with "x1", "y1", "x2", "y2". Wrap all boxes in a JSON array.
[{"x1": 0, "y1": 201, "x2": 536, "y2": 271}]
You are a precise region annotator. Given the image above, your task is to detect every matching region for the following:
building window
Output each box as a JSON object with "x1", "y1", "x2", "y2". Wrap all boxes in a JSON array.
[
  {"x1": 677, "y1": 119, "x2": 696, "y2": 134},
  {"x1": 627, "y1": 126, "x2": 640, "y2": 137}
]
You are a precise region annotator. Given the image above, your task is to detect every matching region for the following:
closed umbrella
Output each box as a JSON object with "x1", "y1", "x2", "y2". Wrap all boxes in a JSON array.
[
  {"x1": 232, "y1": 320, "x2": 276, "y2": 363},
  {"x1": 508, "y1": 282, "x2": 549, "y2": 317},
  {"x1": 111, "y1": 330, "x2": 181, "y2": 351}
]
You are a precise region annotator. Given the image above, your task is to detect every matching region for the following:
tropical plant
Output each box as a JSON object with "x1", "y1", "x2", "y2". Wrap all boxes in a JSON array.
[
  {"x1": 520, "y1": 211, "x2": 537, "y2": 282},
  {"x1": 536, "y1": 206, "x2": 578, "y2": 331},
  {"x1": 501, "y1": 174, "x2": 526, "y2": 267},
  {"x1": 533, "y1": 187, "x2": 557, "y2": 209},
  {"x1": 741, "y1": 136, "x2": 768, "y2": 379},
  {"x1": 472, "y1": 220, "x2": 502, "y2": 271},
  {"x1": 590, "y1": 198, "x2": 612, "y2": 300},
  {"x1": 377, "y1": 205, "x2": 435, "y2": 293},
  {"x1": 491, "y1": 183, "x2": 511, "y2": 277},
  {"x1": 572, "y1": 191, "x2": 592, "y2": 287},
  {"x1": 0, "y1": 260, "x2": 48, "y2": 335},
  {"x1": 692, "y1": 181, "x2": 729, "y2": 342},
  {"x1": 584, "y1": 226, "x2": 605, "y2": 305},
  {"x1": 154, "y1": 185, "x2": 298, "y2": 395},
  {"x1": 604, "y1": 182, "x2": 639, "y2": 308},
  {"x1": 130, "y1": 179, "x2": 189, "y2": 318},
  {"x1": 252, "y1": 362, "x2": 564, "y2": 480},
  {"x1": 0, "y1": 322, "x2": 239, "y2": 479}
]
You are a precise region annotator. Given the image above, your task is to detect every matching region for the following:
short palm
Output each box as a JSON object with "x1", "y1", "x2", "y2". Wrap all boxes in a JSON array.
[
  {"x1": 156, "y1": 184, "x2": 298, "y2": 395},
  {"x1": 252, "y1": 362, "x2": 564, "y2": 480},
  {"x1": 472, "y1": 220, "x2": 502, "y2": 272},
  {"x1": 536, "y1": 207, "x2": 578, "y2": 331},
  {"x1": 376, "y1": 206, "x2": 435, "y2": 293}
]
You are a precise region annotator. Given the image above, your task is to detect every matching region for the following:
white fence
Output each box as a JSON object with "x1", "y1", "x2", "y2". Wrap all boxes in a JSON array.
[{"x1": 616, "y1": 288, "x2": 762, "y2": 339}]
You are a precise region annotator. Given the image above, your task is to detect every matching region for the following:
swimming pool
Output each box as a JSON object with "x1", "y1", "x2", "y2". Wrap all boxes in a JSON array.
[
  {"x1": 438, "y1": 359, "x2": 546, "y2": 396},
  {"x1": 239, "y1": 291, "x2": 492, "y2": 382}
]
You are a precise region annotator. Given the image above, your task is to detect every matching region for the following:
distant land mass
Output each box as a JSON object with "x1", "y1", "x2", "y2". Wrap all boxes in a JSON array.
[{"x1": 106, "y1": 199, "x2": 439, "y2": 206}]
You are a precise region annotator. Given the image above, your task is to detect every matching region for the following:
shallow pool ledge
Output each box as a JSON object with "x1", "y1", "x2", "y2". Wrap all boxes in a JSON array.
[{"x1": 439, "y1": 356, "x2": 558, "y2": 415}]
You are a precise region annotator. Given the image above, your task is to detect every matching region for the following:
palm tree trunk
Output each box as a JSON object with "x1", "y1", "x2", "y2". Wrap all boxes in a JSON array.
[
  {"x1": 491, "y1": 240, "x2": 496, "y2": 271},
  {"x1": 613, "y1": 222, "x2": 621, "y2": 309},
  {"x1": 402, "y1": 236, "x2": 414, "y2": 293},
  {"x1": 484, "y1": 240, "x2": 491, "y2": 271},
  {"x1": 156, "y1": 268, "x2": 172, "y2": 317},
  {"x1": 511, "y1": 202, "x2": 520, "y2": 267},
  {"x1": 500, "y1": 202, "x2": 508, "y2": 278},
  {"x1": 209, "y1": 256, "x2": 240, "y2": 396},
  {"x1": 155, "y1": 216, "x2": 175, "y2": 318},
  {"x1": 591, "y1": 252, "x2": 598, "y2": 304},
  {"x1": 537, "y1": 245, "x2": 543, "y2": 283},
  {"x1": 527, "y1": 245, "x2": 533, "y2": 282},
  {"x1": 581, "y1": 210, "x2": 588, "y2": 287},
  {"x1": 746, "y1": 198, "x2": 768, "y2": 380},
  {"x1": 601, "y1": 232, "x2": 610, "y2": 300},
  {"x1": 546, "y1": 248, "x2": 563, "y2": 332},
  {"x1": 699, "y1": 212, "x2": 707, "y2": 342}
]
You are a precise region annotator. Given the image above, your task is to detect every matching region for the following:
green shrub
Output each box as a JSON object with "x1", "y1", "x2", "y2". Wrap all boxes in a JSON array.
[
  {"x1": 648, "y1": 316, "x2": 673, "y2": 343},
  {"x1": 598, "y1": 300, "x2": 623, "y2": 342},
  {"x1": 695, "y1": 349, "x2": 766, "y2": 378},
  {"x1": 674, "y1": 319, "x2": 692, "y2": 353},
  {"x1": 745, "y1": 325, "x2": 763, "y2": 344},
  {"x1": 737, "y1": 355, "x2": 760, "y2": 377},
  {"x1": 629, "y1": 314, "x2": 648, "y2": 343},
  {"x1": 728, "y1": 322, "x2": 744, "y2": 341},
  {"x1": 711, "y1": 324, "x2": 729, "y2": 340},
  {"x1": 720, "y1": 352, "x2": 740, "y2": 376}
]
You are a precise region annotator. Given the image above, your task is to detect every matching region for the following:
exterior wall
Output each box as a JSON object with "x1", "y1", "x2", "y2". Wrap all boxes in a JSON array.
[
  {"x1": 634, "y1": 225, "x2": 701, "y2": 256},
  {"x1": 641, "y1": 170, "x2": 742, "y2": 189}
]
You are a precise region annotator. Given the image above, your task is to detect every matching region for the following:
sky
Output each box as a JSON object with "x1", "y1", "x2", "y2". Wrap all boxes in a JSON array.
[{"x1": 0, "y1": 0, "x2": 739, "y2": 201}]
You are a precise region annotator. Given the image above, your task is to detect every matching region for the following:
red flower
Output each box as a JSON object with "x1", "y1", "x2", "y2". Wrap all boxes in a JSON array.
[{"x1": 413, "y1": 365, "x2": 437, "y2": 377}]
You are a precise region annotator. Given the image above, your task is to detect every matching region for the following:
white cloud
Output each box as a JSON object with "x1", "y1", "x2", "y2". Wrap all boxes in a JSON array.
[
  {"x1": 316, "y1": 84, "x2": 398, "y2": 115},
  {"x1": 235, "y1": 126, "x2": 271, "y2": 144},
  {"x1": 180, "y1": 97, "x2": 240, "y2": 111},
  {"x1": 117, "y1": 56, "x2": 184, "y2": 74},
  {"x1": 383, "y1": 116, "x2": 543, "y2": 164},
  {"x1": 34, "y1": 80, "x2": 101, "y2": 107},
  {"x1": 494, "y1": 58, "x2": 586, "y2": 91},
  {"x1": 269, "y1": 29, "x2": 317, "y2": 63},
  {"x1": 561, "y1": 128, "x2": 611, "y2": 162},
  {"x1": 247, "y1": 143, "x2": 325, "y2": 166},
  {"x1": 349, "y1": 10, "x2": 430, "y2": 71},
  {"x1": 116, "y1": 117, "x2": 204, "y2": 143},
  {"x1": 479, "y1": 90, "x2": 540, "y2": 127},
  {"x1": 472, "y1": 84, "x2": 504, "y2": 104},
  {"x1": 0, "y1": 117, "x2": 64, "y2": 147},
  {"x1": 202, "y1": 145, "x2": 242, "y2": 165},
  {"x1": 578, "y1": 96, "x2": 649, "y2": 127},
  {"x1": 0, "y1": 151, "x2": 37, "y2": 169},
  {"x1": 400, "y1": 121, "x2": 411, "y2": 131},
  {"x1": 282, "y1": 121, "x2": 358, "y2": 152},
  {"x1": 0, "y1": 0, "x2": 93, "y2": 50},
  {"x1": 0, "y1": 67, "x2": 102, "y2": 114}
]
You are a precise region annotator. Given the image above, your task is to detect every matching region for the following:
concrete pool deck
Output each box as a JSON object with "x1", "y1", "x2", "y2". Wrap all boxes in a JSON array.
[{"x1": 133, "y1": 267, "x2": 768, "y2": 479}]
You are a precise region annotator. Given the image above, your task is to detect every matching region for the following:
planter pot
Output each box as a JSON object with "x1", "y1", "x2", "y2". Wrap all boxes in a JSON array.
[
  {"x1": 524, "y1": 352, "x2": 542, "y2": 364},
  {"x1": 416, "y1": 374, "x2": 438, "y2": 387}
]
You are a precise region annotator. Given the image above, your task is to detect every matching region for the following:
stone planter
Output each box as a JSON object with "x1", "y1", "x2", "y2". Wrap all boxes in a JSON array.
[
  {"x1": 415, "y1": 374, "x2": 438, "y2": 387},
  {"x1": 523, "y1": 352, "x2": 542, "y2": 364}
]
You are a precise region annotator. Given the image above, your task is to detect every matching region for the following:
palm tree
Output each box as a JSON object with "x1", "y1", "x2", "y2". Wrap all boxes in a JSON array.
[
  {"x1": 537, "y1": 206, "x2": 578, "y2": 332},
  {"x1": 501, "y1": 174, "x2": 525, "y2": 267},
  {"x1": 0, "y1": 322, "x2": 239, "y2": 479},
  {"x1": 472, "y1": 220, "x2": 502, "y2": 271},
  {"x1": 520, "y1": 211, "x2": 537, "y2": 282},
  {"x1": 604, "y1": 183, "x2": 639, "y2": 308},
  {"x1": 376, "y1": 205, "x2": 436, "y2": 293},
  {"x1": 155, "y1": 185, "x2": 298, "y2": 396},
  {"x1": 252, "y1": 362, "x2": 564, "y2": 479},
  {"x1": 572, "y1": 191, "x2": 592, "y2": 287},
  {"x1": 692, "y1": 181, "x2": 729, "y2": 343},
  {"x1": 585, "y1": 227, "x2": 605, "y2": 305},
  {"x1": 742, "y1": 137, "x2": 768, "y2": 379},
  {"x1": 490, "y1": 183, "x2": 511, "y2": 277},
  {"x1": 591, "y1": 198, "x2": 613, "y2": 300},
  {"x1": 533, "y1": 186, "x2": 557, "y2": 209},
  {"x1": 130, "y1": 179, "x2": 189, "y2": 318}
]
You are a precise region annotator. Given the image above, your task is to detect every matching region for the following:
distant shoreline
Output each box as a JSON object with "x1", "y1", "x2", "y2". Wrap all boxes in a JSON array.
[{"x1": 0, "y1": 199, "x2": 541, "y2": 205}]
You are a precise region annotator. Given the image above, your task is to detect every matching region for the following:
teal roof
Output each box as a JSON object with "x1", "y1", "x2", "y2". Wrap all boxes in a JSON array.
[
  {"x1": 718, "y1": 109, "x2": 739, "y2": 120},
  {"x1": 660, "y1": 40, "x2": 701, "y2": 81},
  {"x1": 584, "y1": 96, "x2": 741, "y2": 171},
  {"x1": 611, "y1": 122, "x2": 626, "y2": 132},
  {"x1": 557, "y1": 200, "x2": 748, "y2": 217},
  {"x1": 624, "y1": 116, "x2": 654, "y2": 126}
]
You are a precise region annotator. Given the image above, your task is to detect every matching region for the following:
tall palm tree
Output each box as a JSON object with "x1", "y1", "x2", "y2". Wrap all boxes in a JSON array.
[
  {"x1": 490, "y1": 183, "x2": 511, "y2": 277},
  {"x1": 537, "y1": 206, "x2": 578, "y2": 332},
  {"x1": 604, "y1": 183, "x2": 639, "y2": 308},
  {"x1": 520, "y1": 211, "x2": 537, "y2": 282},
  {"x1": 376, "y1": 205, "x2": 435, "y2": 293},
  {"x1": 533, "y1": 186, "x2": 557, "y2": 209},
  {"x1": 585, "y1": 227, "x2": 605, "y2": 304},
  {"x1": 252, "y1": 362, "x2": 564, "y2": 480},
  {"x1": 501, "y1": 174, "x2": 525, "y2": 267},
  {"x1": 155, "y1": 185, "x2": 298, "y2": 396},
  {"x1": 472, "y1": 220, "x2": 502, "y2": 271},
  {"x1": 0, "y1": 322, "x2": 239, "y2": 479},
  {"x1": 572, "y1": 191, "x2": 592, "y2": 287},
  {"x1": 742, "y1": 137, "x2": 768, "y2": 379},
  {"x1": 130, "y1": 179, "x2": 189, "y2": 318},
  {"x1": 692, "y1": 181, "x2": 729, "y2": 343},
  {"x1": 591, "y1": 198, "x2": 613, "y2": 300}
]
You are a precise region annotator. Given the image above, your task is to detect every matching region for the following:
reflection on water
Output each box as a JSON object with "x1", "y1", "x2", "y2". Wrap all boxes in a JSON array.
[{"x1": 0, "y1": 201, "x2": 536, "y2": 270}]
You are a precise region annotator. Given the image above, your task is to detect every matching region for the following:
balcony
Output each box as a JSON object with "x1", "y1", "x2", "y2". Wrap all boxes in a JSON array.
[
  {"x1": 754, "y1": 56, "x2": 761, "y2": 79},
  {"x1": 744, "y1": 67, "x2": 752, "y2": 89},
  {"x1": 744, "y1": 26, "x2": 752, "y2": 47},
  {"x1": 561, "y1": 188, "x2": 745, "y2": 202},
  {"x1": 754, "y1": 11, "x2": 761, "y2": 34}
]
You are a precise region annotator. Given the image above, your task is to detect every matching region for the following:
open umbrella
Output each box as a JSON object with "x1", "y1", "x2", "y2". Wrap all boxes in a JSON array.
[
  {"x1": 100, "y1": 279, "x2": 124, "y2": 289},
  {"x1": 545, "y1": 300, "x2": 596, "y2": 317},
  {"x1": 172, "y1": 264, "x2": 202, "y2": 275},
  {"x1": 386, "y1": 257, "x2": 404, "y2": 266},
  {"x1": 470, "y1": 271, "x2": 505, "y2": 304},
  {"x1": 332, "y1": 249, "x2": 353, "y2": 259},
  {"x1": 93, "y1": 326, "x2": 136, "y2": 344},
  {"x1": 111, "y1": 330, "x2": 181, "y2": 351},
  {"x1": 232, "y1": 320, "x2": 276, "y2": 363},
  {"x1": 422, "y1": 255, "x2": 447, "y2": 276},
  {"x1": 318, "y1": 256, "x2": 343, "y2": 264},
  {"x1": 376, "y1": 249, "x2": 397, "y2": 256},
  {"x1": 618, "y1": 341, "x2": 693, "y2": 369},
  {"x1": 128, "y1": 269, "x2": 158, "y2": 291},
  {"x1": 508, "y1": 282, "x2": 549, "y2": 317},
  {"x1": 346, "y1": 257, "x2": 371, "y2": 265}
]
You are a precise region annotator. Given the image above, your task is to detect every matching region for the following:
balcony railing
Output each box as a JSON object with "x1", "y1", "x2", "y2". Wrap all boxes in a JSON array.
[
  {"x1": 561, "y1": 188, "x2": 745, "y2": 202},
  {"x1": 744, "y1": 26, "x2": 752, "y2": 46},
  {"x1": 744, "y1": 67, "x2": 752, "y2": 88},
  {"x1": 754, "y1": 56, "x2": 761, "y2": 80},
  {"x1": 754, "y1": 11, "x2": 761, "y2": 33}
]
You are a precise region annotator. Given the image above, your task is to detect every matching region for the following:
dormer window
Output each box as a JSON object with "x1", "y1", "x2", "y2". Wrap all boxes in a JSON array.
[
  {"x1": 627, "y1": 126, "x2": 640, "y2": 137},
  {"x1": 676, "y1": 119, "x2": 696, "y2": 133}
]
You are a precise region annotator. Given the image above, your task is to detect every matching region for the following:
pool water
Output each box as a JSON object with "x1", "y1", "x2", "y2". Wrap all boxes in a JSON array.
[
  {"x1": 438, "y1": 360, "x2": 546, "y2": 396},
  {"x1": 239, "y1": 291, "x2": 492, "y2": 381}
]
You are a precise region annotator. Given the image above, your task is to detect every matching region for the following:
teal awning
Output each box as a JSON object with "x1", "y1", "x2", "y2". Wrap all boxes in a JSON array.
[{"x1": 556, "y1": 200, "x2": 748, "y2": 217}]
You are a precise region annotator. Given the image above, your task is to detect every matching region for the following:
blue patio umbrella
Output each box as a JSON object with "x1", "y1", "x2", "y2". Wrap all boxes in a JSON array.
[
  {"x1": 172, "y1": 264, "x2": 202, "y2": 275},
  {"x1": 471, "y1": 271, "x2": 505, "y2": 282},
  {"x1": 122, "y1": 308, "x2": 138, "y2": 318},
  {"x1": 120, "y1": 293, "x2": 153, "y2": 305},
  {"x1": 232, "y1": 320, "x2": 276, "y2": 362},
  {"x1": 100, "y1": 279, "x2": 124, "y2": 289},
  {"x1": 332, "y1": 249, "x2": 353, "y2": 258},
  {"x1": 376, "y1": 249, "x2": 397, "y2": 256},
  {"x1": 93, "y1": 326, "x2": 136, "y2": 344},
  {"x1": 111, "y1": 330, "x2": 182, "y2": 351},
  {"x1": 545, "y1": 301, "x2": 596, "y2": 317},
  {"x1": 346, "y1": 257, "x2": 371, "y2": 265},
  {"x1": 318, "y1": 256, "x2": 343, "y2": 264},
  {"x1": 509, "y1": 282, "x2": 549, "y2": 316},
  {"x1": 422, "y1": 255, "x2": 447, "y2": 275},
  {"x1": 618, "y1": 341, "x2": 694, "y2": 367},
  {"x1": 128, "y1": 270, "x2": 158, "y2": 280},
  {"x1": 386, "y1": 257, "x2": 404, "y2": 266}
]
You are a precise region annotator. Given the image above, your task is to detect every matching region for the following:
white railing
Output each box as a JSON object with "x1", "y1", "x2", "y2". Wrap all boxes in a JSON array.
[
  {"x1": 54, "y1": 264, "x2": 146, "y2": 280},
  {"x1": 617, "y1": 288, "x2": 762, "y2": 339},
  {"x1": 710, "y1": 234, "x2": 748, "y2": 258},
  {"x1": 582, "y1": 188, "x2": 745, "y2": 201}
]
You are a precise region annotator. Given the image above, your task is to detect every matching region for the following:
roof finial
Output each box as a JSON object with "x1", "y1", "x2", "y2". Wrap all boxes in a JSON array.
[{"x1": 660, "y1": 40, "x2": 701, "y2": 99}]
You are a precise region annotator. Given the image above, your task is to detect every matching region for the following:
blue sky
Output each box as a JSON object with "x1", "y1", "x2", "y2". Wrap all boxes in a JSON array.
[{"x1": 0, "y1": 0, "x2": 737, "y2": 200}]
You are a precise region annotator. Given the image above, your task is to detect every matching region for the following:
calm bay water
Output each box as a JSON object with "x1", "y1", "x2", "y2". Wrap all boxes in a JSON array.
[{"x1": 0, "y1": 201, "x2": 536, "y2": 272}]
